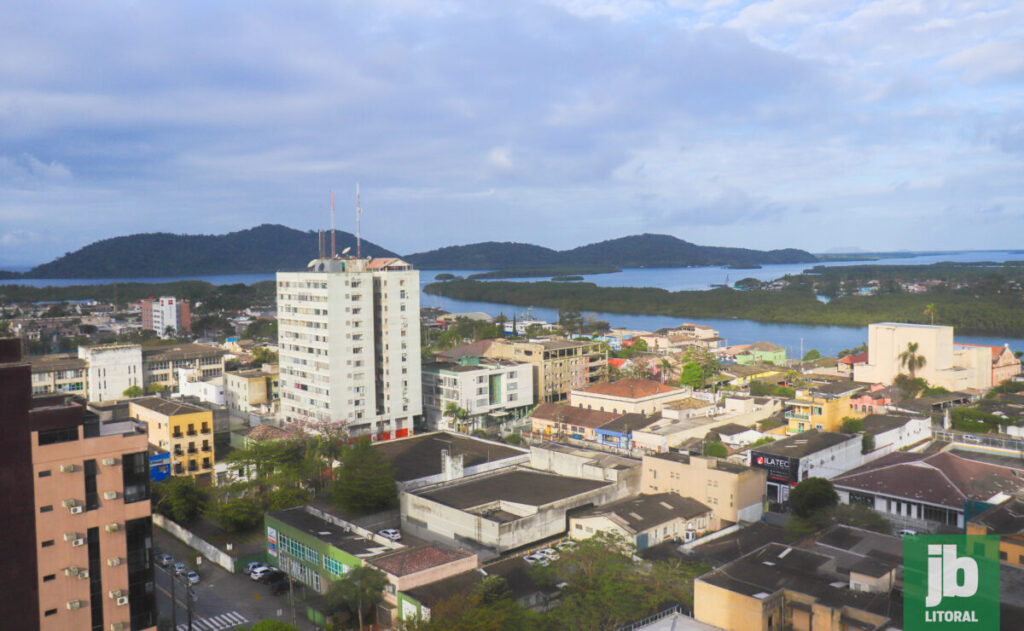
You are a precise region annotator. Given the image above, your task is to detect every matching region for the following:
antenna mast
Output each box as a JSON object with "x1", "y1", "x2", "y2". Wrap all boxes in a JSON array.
[
  {"x1": 318, "y1": 203, "x2": 325, "y2": 259},
  {"x1": 356, "y1": 183, "x2": 363, "y2": 258},
  {"x1": 330, "y1": 190, "x2": 336, "y2": 258}
]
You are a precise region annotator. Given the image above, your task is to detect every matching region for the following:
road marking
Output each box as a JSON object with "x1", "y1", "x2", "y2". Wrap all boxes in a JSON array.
[{"x1": 175, "y1": 610, "x2": 248, "y2": 631}]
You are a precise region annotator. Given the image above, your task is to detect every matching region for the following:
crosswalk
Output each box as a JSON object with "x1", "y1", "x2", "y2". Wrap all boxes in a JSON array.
[{"x1": 175, "y1": 610, "x2": 248, "y2": 631}]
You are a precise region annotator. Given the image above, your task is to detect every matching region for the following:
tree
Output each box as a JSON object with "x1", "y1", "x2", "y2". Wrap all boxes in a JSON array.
[
  {"x1": 147, "y1": 382, "x2": 167, "y2": 394},
  {"x1": 898, "y1": 342, "x2": 926, "y2": 379},
  {"x1": 329, "y1": 438, "x2": 398, "y2": 514},
  {"x1": 152, "y1": 477, "x2": 209, "y2": 525},
  {"x1": 924, "y1": 303, "x2": 936, "y2": 325},
  {"x1": 246, "y1": 622, "x2": 299, "y2": 631},
  {"x1": 749, "y1": 436, "x2": 775, "y2": 448},
  {"x1": 861, "y1": 433, "x2": 875, "y2": 454},
  {"x1": 123, "y1": 385, "x2": 144, "y2": 398},
  {"x1": 404, "y1": 579, "x2": 538, "y2": 631},
  {"x1": 789, "y1": 477, "x2": 838, "y2": 519},
  {"x1": 208, "y1": 497, "x2": 264, "y2": 533},
  {"x1": 802, "y1": 349, "x2": 821, "y2": 361},
  {"x1": 443, "y1": 402, "x2": 471, "y2": 432},
  {"x1": 677, "y1": 362, "x2": 704, "y2": 389},
  {"x1": 682, "y1": 347, "x2": 720, "y2": 390},
  {"x1": 324, "y1": 566, "x2": 388, "y2": 631},
  {"x1": 251, "y1": 346, "x2": 278, "y2": 365},
  {"x1": 703, "y1": 441, "x2": 728, "y2": 458},
  {"x1": 839, "y1": 418, "x2": 863, "y2": 434}
]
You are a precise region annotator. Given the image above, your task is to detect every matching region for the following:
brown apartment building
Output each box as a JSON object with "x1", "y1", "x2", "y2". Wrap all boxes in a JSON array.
[
  {"x1": 642, "y1": 452, "x2": 767, "y2": 526},
  {"x1": 0, "y1": 338, "x2": 156, "y2": 631},
  {"x1": 485, "y1": 338, "x2": 605, "y2": 403}
]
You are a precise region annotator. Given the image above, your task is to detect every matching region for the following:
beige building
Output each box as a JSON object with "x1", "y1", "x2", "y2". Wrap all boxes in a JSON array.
[
  {"x1": 224, "y1": 365, "x2": 280, "y2": 417},
  {"x1": 141, "y1": 343, "x2": 227, "y2": 391},
  {"x1": 570, "y1": 378, "x2": 691, "y2": 416},
  {"x1": 853, "y1": 322, "x2": 991, "y2": 391},
  {"x1": 484, "y1": 338, "x2": 605, "y2": 403},
  {"x1": 642, "y1": 452, "x2": 767, "y2": 525},
  {"x1": 129, "y1": 398, "x2": 214, "y2": 484},
  {"x1": 28, "y1": 354, "x2": 88, "y2": 396},
  {"x1": 569, "y1": 492, "x2": 713, "y2": 549}
]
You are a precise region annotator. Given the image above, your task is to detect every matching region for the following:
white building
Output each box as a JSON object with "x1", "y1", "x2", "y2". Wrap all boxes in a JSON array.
[
  {"x1": 276, "y1": 256, "x2": 421, "y2": 440},
  {"x1": 78, "y1": 343, "x2": 143, "y2": 402},
  {"x1": 177, "y1": 367, "x2": 225, "y2": 406},
  {"x1": 853, "y1": 323, "x2": 992, "y2": 391},
  {"x1": 861, "y1": 414, "x2": 931, "y2": 455},
  {"x1": 421, "y1": 357, "x2": 534, "y2": 431},
  {"x1": 748, "y1": 430, "x2": 863, "y2": 504}
]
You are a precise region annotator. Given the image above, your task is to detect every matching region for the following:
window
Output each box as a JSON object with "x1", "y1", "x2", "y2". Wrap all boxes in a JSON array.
[
  {"x1": 42, "y1": 540, "x2": 54, "y2": 547},
  {"x1": 43, "y1": 574, "x2": 55, "y2": 582},
  {"x1": 44, "y1": 609, "x2": 57, "y2": 617},
  {"x1": 38, "y1": 470, "x2": 51, "y2": 478},
  {"x1": 84, "y1": 459, "x2": 98, "y2": 511},
  {"x1": 40, "y1": 505, "x2": 53, "y2": 513},
  {"x1": 324, "y1": 556, "x2": 349, "y2": 577},
  {"x1": 38, "y1": 426, "x2": 78, "y2": 445}
]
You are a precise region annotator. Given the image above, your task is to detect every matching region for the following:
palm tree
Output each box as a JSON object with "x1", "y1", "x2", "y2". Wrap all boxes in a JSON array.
[
  {"x1": 924, "y1": 304, "x2": 936, "y2": 325},
  {"x1": 659, "y1": 358, "x2": 674, "y2": 384},
  {"x1": 899, "y1": 342, "x2": 926, "y2": 379}
]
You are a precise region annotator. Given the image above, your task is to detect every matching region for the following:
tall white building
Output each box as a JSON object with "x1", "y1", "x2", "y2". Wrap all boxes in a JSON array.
[
  {"x1": 78, "y1": 343, "x2": 143, "y2": 402},
  {"x1": 276, "y1": 257, "x2": 421, "y2": 440}
]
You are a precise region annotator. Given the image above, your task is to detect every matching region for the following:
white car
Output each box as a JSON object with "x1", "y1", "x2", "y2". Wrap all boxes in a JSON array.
[
  {"x1": 378, "y1": 529, "x2": 402, "y2": 541},
  {"x1": 523, "y1": 553, "x2": 549, "y2": 566},
  {"x1": 554, "y1": 540, "x2": 577, "y2": 552},
  {"x1": 186, "y1": 570, "x2": 201, "y2": 585},
  {"x1": 897, "y1": 529, "x2": 918, "y2": 537},
  {"x1": 244, "y1": 561, "x2": 263, "y2": 574},
  {"x1": 537, "y1": 548, "x2": 560, "y2": 561},
  {"x1": 250, "y1": 565, "x2": 271, "y2": 581}
]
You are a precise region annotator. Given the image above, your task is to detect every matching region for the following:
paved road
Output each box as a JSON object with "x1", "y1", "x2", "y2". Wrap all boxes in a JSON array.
[{"x1": 155, "y1": 528, "x2": 319, "y2": 631}]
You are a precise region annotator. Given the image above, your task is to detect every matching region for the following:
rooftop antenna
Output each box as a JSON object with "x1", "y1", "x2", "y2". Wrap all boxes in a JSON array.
[
  {"x1": 356, "y1": 183, "x2": 363, "y2": 258},
  {"x1": 330, "y1": 190, "x2": 336, "y2": 258},
  {"x1": 318, "y1": 203, "x2": 325, "y2": 259}
]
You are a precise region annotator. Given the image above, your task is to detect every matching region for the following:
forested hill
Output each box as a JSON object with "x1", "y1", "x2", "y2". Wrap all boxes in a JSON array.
[
  {"x1": 22, "y1": 224, "x2": 398, "y2": 278},
  {"x1": 405, "y1": 233, "x2": 817, "y2": 269}
]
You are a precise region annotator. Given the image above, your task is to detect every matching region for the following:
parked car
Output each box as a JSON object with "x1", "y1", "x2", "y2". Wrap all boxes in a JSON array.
[
  {"x1": 378, "y1": 528, "x2": 402, "y2": 541},
  {"x1": 155, "y1": 553, "x2": 174, "y2": 567},
  {"x1": 537, "y1": 548, "x2": 560, "y2": 561},
  {"x1": 186, "y1": 570, "x2": 201, "y2": 585},
  {"x1": 523, "y1": 553, "x2": 549, "y2": 566},
  {"x1": 244, "y1": 561, "x2": 263, "y2": 574},
  {"x1": 554, "y1": 540, "x2": 577, "y2": 552},
  {"x1": 261, "y1": 569, "x2": 285, "y2": 584},
  {"x1": 173, "y1": 562, "x2": 187, "y2": 576},
  {"x1": 897, "y1": 529, "x2": 918, "y2": 537},
  {"x1": 250, "y1": 566, "x2": 271, "y2": 581},
  {"x1": 963, "y1": 434, "x2": 982, "y2": 443}
]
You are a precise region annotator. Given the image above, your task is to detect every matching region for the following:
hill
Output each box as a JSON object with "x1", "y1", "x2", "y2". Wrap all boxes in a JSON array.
[
  {"x1": 406, "y1": 233, "x2": 816, "y2": 269},
  {"x1": 23, "y1": 224, "x2": 398, "y2": 278}
]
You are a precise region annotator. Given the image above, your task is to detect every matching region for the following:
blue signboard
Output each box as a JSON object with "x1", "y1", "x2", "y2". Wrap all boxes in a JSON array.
[{"x1": 150, "y1": 452, "x2": 171, "y2": 482}]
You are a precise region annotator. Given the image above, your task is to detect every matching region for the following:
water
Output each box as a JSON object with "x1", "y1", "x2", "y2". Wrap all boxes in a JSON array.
[{"x1": 9, "y1": 250, "x2": 1024, "y2": 353}]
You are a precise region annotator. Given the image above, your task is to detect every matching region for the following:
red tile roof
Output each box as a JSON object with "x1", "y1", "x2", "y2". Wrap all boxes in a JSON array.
[
  {"x1": 530, "y1": 403, "x2": 622, "y2": 428},
  {"x1": 578, "y1": 378, "x2": 678, "y2": 399},
  {"x1": 368, "y1": 543, "x2": 474, "y2": 577},
  {"x1": 839, "y1": 351, "x2": 869, "y2": 365}
]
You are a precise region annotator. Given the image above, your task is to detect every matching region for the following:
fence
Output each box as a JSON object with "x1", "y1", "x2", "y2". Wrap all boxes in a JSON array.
[{"x1": 153, "y1": 514, "x2": 237, "y2": 573}]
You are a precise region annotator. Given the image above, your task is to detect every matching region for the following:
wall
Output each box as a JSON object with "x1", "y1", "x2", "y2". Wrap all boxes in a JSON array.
[
  {"x1": 642, "y1": 454, "x2": 767, "y2": 526},
  {"x1": 528, "y1": 445, "x2": 639, "y2": 482},
  {"x1": 694, "y1": 579, "x2": 774, "y2": 631},
  {"x1": 153, "y1": 514, "x2": 235, "y2": 572},
  {"x1": 80, "y1": 345, "x2": 143, "y2": 403}
]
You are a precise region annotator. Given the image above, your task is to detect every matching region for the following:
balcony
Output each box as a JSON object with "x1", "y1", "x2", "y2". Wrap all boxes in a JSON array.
[
  {"x1": 187, "y1": 447, "x2": 198, "y2": 455},
  {"x1": 186, "y1": 430, "x2": 197, "y2": 436},
  {"x1": 187, "y1": 463, "x2": 198, "y2": 472},
  {"x1": 173, "y1": 465, "x2": 184, "y2": 475},
  {"x1": 200, "y1": 444, "x2": 211, "y2": 452},
  {"x1": 172, "y1": 433, "x2": 183, "y2": 439},
  {"x1": 173, "y1": 449, "x2": 184, "y2": 457},
  {"x1": 785, "y1": 411, "x2": 810, "y2": 421}
]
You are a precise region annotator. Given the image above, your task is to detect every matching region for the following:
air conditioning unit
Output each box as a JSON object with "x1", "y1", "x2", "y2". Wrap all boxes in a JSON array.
[
  {"x1": 66, "y1": 600, "x2": 83, "y2": 610},
  {"x1": 60, "y1": 464, "x2": 77, "y2": 473},
  {"x1": 116, "y1": 596, "x2": 129, "y2": 607},
  {"x1": 101, "y1": 458, "x2": 117, "y2": 466},
  {"x1": 103, "y1": 491, "x2": 118, "y2": 500},
  {"x1": 64, "y1": 567, "x2": 80, "y2": 577},
  {"x1": 108, "y1": 589, "x2": 124, "y2": 599},
  {"x1": 79, "y1": 570, "x2": 89, "y2": 579},
  {"x1": 61, "y1": 499, "x2": 77, "y2": 508},
  {"x1": 70, "y1": 506, "x2": 83, "y2": 515},
  {"x1": 72, "y1": 538, "x2": 85, "y2": 547},
  {"x1": 110, "y1": 623, "x2": 127, "y2": 631},
  {"x1": 105, "y1": 523, "x2": 120, "y2": 533},
  {"x1": 64, "y1": 532, "x2": 79, "y2": 542},
  {"x1": 107, "y1": 557, "x2": 121, "y2": 567}
]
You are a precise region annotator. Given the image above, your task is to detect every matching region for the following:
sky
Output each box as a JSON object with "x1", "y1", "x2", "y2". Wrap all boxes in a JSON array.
[{"x1": 2, "y1": 0, "x2": 1023, "y2": 265}]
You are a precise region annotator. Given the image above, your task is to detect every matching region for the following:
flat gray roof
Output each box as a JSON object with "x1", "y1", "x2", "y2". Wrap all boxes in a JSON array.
[
  {"x1": 373, "y1": 432, "x2": 526, "y2": 482},
  {"x1": 753, "y1": 430, "x2": 856, "y2": 459},
  {"x1": 416, "y1": 468, "x2": 610, "y2": 510}
]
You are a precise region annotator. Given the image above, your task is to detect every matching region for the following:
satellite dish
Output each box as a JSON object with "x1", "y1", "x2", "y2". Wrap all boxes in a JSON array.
[
  {"x1": 307, "y1": 260, "x2": 318, "y2": 268},
  {"x1": 342, "y1": 247, "x2": 352, "y2": 255}
]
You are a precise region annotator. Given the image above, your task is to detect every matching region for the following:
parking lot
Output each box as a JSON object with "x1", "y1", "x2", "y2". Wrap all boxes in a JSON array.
[{"x1": 155, "y1": 528, "x2": 320, "y2": 630}]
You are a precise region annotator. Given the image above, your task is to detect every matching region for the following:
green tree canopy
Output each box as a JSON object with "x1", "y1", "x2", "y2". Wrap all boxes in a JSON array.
[
  {"x1": 152, "y1": 476, "x2": 209, "y2": 525},
  {"x1": 324, "y1": 566, "x2": 389, "y2": 631},
  {"x1": 703, "y1": 441, "x2": 728, "y2": 458},
  {"x1": 789, "y1": 477, "x2": 838, "y2": 519},
  {"x1": 677, "y1": 362, "x2": 704, "y2": 389},
  {"x1": 840, "y1": 418, "x2": 863, "y2": 433},
  {"x1": 329, "y1": 438, "x2": 398, "y2": 515},
  {"x1": 147, "y1": 382, "x2": 167, "y2": 394},
  {"x1": 123, "y1": 385, "x2": 144, "y2": 398},
  {"x1": 802, "y1": 349, "x2": 821, "y2": 361}
]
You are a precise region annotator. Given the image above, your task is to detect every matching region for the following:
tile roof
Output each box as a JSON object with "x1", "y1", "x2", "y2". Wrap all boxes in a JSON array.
[
  {"x1": 576, "y1": 493, "x2": 711, "y2": 533},
  {"x1": 130, "y1": 397, "x2": 208, "y2": 416},
  {"x1": 839, "y1": 351, "x2": 869, "y2": 365},
  {"x1": 748, "y1": 341, "x2": 784, "y2": 352},
  {"x1": 368, "y1": 543, "x2": 474, "y2": 577},
  {"x1": 531, "y1": 403, "x2": 622, "y2": 429},
  {"x1": 579, "y1": 378, "x2": 679, "y2": 399},
  {"x1": 665, "y1": 397, "x2": 715, "y2": 410},
  {"x1": 970, "y1": 496, "x2": 1024, "y2": 534}
]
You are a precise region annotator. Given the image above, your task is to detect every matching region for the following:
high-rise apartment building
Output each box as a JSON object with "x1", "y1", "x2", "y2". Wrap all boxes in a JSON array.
[
  {"x1": 277, "y1": 257, "x2": 421, "y2": 440},
  {"x1": 140, "y1": 296, "x2": 191, "y2": 338},
  {"x1": 0, "y1": 338, "x2": 156, "y2": 631}
]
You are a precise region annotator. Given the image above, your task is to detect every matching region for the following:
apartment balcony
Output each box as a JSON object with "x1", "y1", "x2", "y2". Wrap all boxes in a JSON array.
[
  {"x1": 784, "y1": 411, "x2": 810, "y2": 421},
  {"x1": 187, "y1": 463, "x2": 198, "y2": 472},
  {"x1": 186, "y1": 430, "x2": 197, "y2": 436},
  {"x1": 172, "y1": 433, "x2": 183, "y2": 440},
  {"x1": 173, "y1": 449, "x2": 184, "y2": 457},
  {"x1": 200, "y1": 444, "x2": 211, "y2": 452},
  {"x1": 187, "y1": 447, "x2": 198, "y2": 455}
]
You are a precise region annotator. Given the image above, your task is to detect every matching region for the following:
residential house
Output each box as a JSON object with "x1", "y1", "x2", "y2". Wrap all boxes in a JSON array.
[
  {"x1": 708, "y1": 423, "x2": 764, "y2": 449},
  {"x1": 955, "y1": 343, "x2": 1022, "y2": 386},
  {"x1": 735, "y1": 341, "x2": 786, "y2": 366},
  {"x1": 837, "y1": 351, "x2": 868, "y2": 377},
  {"x1": 421, "y1": 357, "x2": 534, "y2": 431},
  {"x1": 720, "y1": 364, "x2": 781, "y2": 387},
  {"x1": 224, "y1": 365, "x2": 280, "y2": 417},
  {"x1": 784, "y1": 381, "x2": 867, "y2": 434},
  {"x1": 848, "y1": 383, "x2": 894, "y2": 415},
  {"x1": 369, "y1": 543, "x2": 479, "y2": 626},
  {"x1": 570, "y1": 378, "x2": 691, "y2": 416},
  {"x1": 592, "y1": 413, "x2": 654, "y2": 450},
  {"x1": 528, "y1": 403, "x2": 621, "y2": 442},
  {"x1": 642, "y1": 452, "x2": 767, "y2": 525},
  {"x1": 570, "y1": 493, "x2": 713, "y2": 549},
  {"x1": 661, "y1": 397, "x2": 717, "y2": 420}
]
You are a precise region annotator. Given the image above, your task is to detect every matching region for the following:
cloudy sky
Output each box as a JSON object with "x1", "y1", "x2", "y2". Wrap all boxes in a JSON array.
[{"x1": 2, "y1": 0, "x2": 1023, "y2": 265}]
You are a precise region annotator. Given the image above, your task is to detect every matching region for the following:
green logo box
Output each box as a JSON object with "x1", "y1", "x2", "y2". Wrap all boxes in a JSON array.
[{"x1": 903, "y1": 535, "x2": 1000, "y2": 630}]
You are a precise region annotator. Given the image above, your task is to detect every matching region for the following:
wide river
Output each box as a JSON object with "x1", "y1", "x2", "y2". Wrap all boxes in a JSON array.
[{"x1": 11, "y1": 250, "x2": 1024, "y2": 356}]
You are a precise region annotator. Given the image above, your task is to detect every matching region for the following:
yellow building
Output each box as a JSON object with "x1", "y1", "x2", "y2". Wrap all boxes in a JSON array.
[
  {"x1": 642, "y1": 452, "x2": 767, "y2": 525},
  {"x1": 967, "y1": 495, "x2": 1024, "y2": 568},
  {"x1": 129, "y1": 397, "x2": 214, "y2": 484},
  {"x1": 485, "y1": 338, "x2": 605, "y2": 403},
  {"x1": 785, "y1": 382, "x2": 866, "y2": 434}
]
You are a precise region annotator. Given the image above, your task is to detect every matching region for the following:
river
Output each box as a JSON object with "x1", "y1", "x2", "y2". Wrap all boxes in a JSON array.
[{"x1": 9, "y1": 250, "x2": 1024, "y2": 355}]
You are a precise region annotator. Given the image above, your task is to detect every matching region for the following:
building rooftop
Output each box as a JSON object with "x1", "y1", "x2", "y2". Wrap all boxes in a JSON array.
[
  {"x1": 416, "y1": 468, "x2": 611, "y2": 510},
  {"x1": 28, "y1": 353, "x2": 87, "y2": 373},
  {"x1": 646, "y1": 521, "x2": 786, "y2": 566},
  {"x1": 804, "y1": 381, "x2": 868, "y2": 397},
  {"x1": 648, "y1": 451, "x2": 751, "y2": 474},
  {"x1": 531, "y1": 403, "x2": 622, "y2": 429},
  {"x1": 539, "y1": 339, "x2": 599, "y2": 351},
  {"x1": 531, "y1": 443, "x2": 640, "y2": 471},
  {"x1": 748, "y1": 341, "x2": 784, "y2": 352},
  {"x1": 665, "y1": 397, "x2": 715, "y2": 410},
  {"x1": 597, "y1": 413, "x2": 655, "y2": 435},
  {"x1": 577, "y1": 379, "x2": 679, "y2": 400},
  {"x1": 832, "y1": 450, "x2": 1024, "y2": 508},
  {"x1": 752, "y1": 430, "x2": 856, "y2": 459},
  {"x1": 268, "y1": 506, "x2": 390, "y2": 557},
  {"x1": 721, "y1": 364, "x2": 775, "y2": 378},
  {"x1": 710, "y1": 423, "x2": 754, "y2": 437},
  {"x1": 401, "y1": 569, "x2": 483, "y2": 608},
  {"x1": 130, "y1": 397, "x2": 209, "y2": 417},
  {"x1": 372, "y1": 432, "x2": 527, "y2": 483},
  {"x1": 141, "y1": 343, "x2": 227, "y2": 362},
  {"x1": 576, "y1": 493, "x2": 711, "y2": 533},
  {"x1": 368, "y1": 543, "x2": 475, "y2": 577},
  {"x1": 970, "y1": 496, "x2": 1024, "y2": 535},
  {"x1": 859, "y1": 414, "x2": 921, "y2": 436}
]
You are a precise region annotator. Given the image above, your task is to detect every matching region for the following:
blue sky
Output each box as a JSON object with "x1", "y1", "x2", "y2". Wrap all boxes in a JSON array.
[{"x1": 2, "y1": 0, "x2": 1023, "y2": 265}]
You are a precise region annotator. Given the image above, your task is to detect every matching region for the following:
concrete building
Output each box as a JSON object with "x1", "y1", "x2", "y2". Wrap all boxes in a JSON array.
[
  {"x1": 569, "y1": 493, "x2": 713, "y2": 549},
  {"x1": 484, "y1": 338, "x2": 605, "y2": 403},
  {"x1": 967, "y1": 495, "x2": 1024, "y2": 568},
  {"x1": 128, "y1": 398, "x2": 214, "y2": 484},
  {"x1": 956, "y1": 342, "x2": 1022, "y2": 386},
  {"x1": 368, "y1": 543, "x2": 478, "y2": 626},
  {"x1": 859, "y1": 414, "x2": 931, "y2": 454},
  {"x1": 784, "y1": 382, "x2": 867, "y2": 434},
  {"x1": 28, "y1": 353, "x2": 88, "y2": 396},
  {"x1": 78, "y1": 344, "x2": 144, "y2": 403},
  {"x1": 176, "y1": 368, "x2": 224, "y2": 406},
  {"x1": 140, "y1": 296, "x2": 191, "y2": 338},
  {"x1": 421, "y1": 357, "x2": 534, "y2": 431},
  {"x1": 402, "y1": 467, "x2": 635, "y2": 556},
  {"x1": 372, "y1": 431, "x2": 530, "y2": 491},
  {"x1": 570, "y1": 378, "x2": 691, "y2": 416},
  {"x1": 0, "y1": 338, "x2": 156, "y2": 631},
  {"x1": 749, "y1": 430, "x2": 862, "y2": 503},
  {"x1": 734, "y1": 341, "x2": 786, "y2": 366},
  {"x1": 853, "y1": 322, "x2": 992, "y2": 391},
  {"x1": 224, "y1": 365, "x2": 280, "y2": 417},
  {"x1": 642, "y1": 452, "x2": 767, "y2": 525},
  {"x1": 276, "y1": 256, "x2": 421, "y2": 440},
  {"x1": 141, "y1": 343, "x2": 227, "y2": 391},
  {"x1": 833, "y1": 450, "x2": 1024, "y2": 531}
]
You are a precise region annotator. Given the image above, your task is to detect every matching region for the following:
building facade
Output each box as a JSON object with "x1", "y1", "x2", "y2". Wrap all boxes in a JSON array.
[
  {"x1": 140, "y1": 296, "x2": 191, "y2": 338},
  {"x1": 0, "y1": 338, "x2": 156, "y2": 631},
  {"x1": 276, "y1": 257, "x2": 422, "y2": 440},
  {"x1": 570, "y1": 378, "x2": 690, "y2": 416},
  {"x1": 79, "y1": 344, "x2": 144, "y2": 403},
  {"x1": 749, "y1": 430, "x2": 864, "y2": 504},
  {"x1": 641, "y1": 452, "x2": 767, "y2": 525},
  {"x1": 29, "y1": 354, "x2": 88, "y2": 396},
  {"x1": 128, "y1": 398, "x2": 214, "y2": 484},
  {"x1": 421, "y1": 357, "x2": 534, "y2": 431},
  {"x1": 853, "y1": 322, "x2": 992, "y2": 391},
  {"x1": 224, "y1": 366, "x2": 280, "y2": 417},
  {"x1": 484, "y1": 338, "x2": 605, "y2": 403},
  {"x1": 784, "y1": 382, "x2": 865, "y2": 434},
  {"x1": 141, "y1": 344, "x2": 226, "y2": 391}
]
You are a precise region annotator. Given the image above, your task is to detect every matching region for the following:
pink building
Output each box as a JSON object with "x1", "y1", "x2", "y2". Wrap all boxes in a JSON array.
[{"x1": 955, "y1": 343, "x2": 1021, "y2": 386}]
